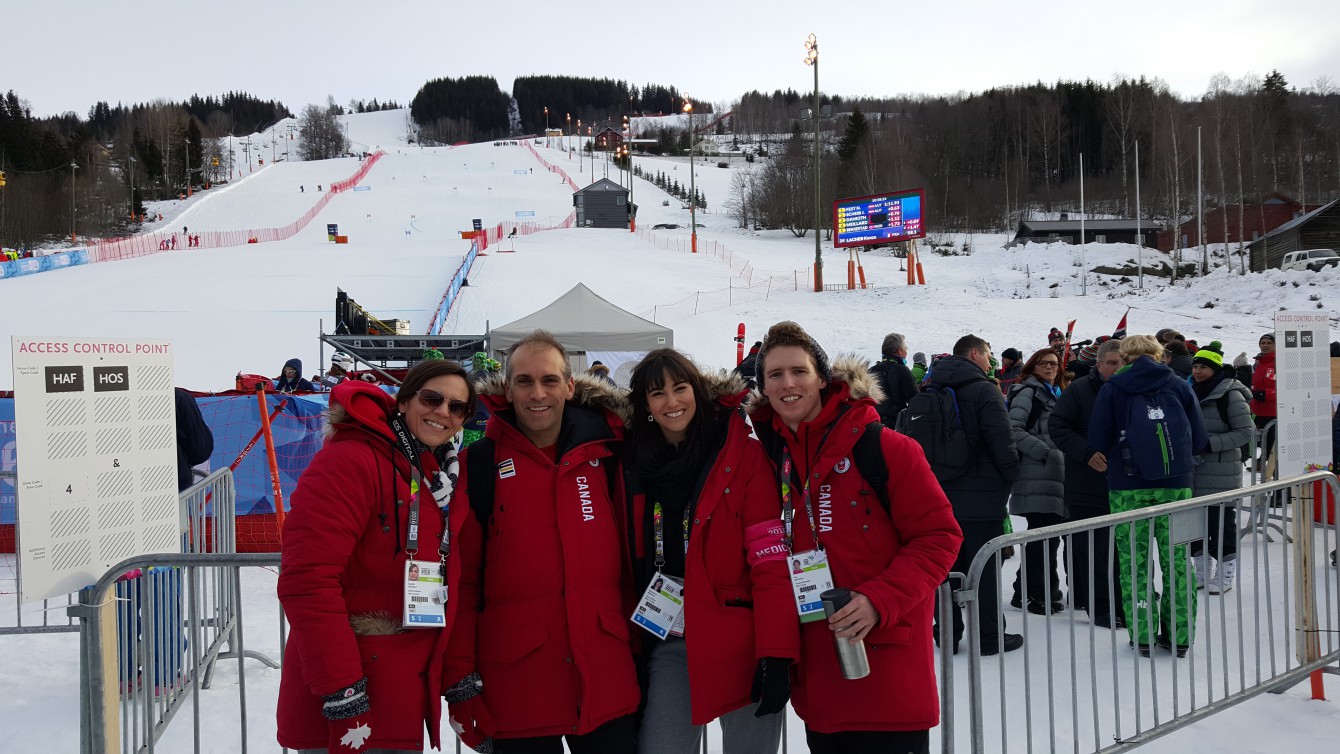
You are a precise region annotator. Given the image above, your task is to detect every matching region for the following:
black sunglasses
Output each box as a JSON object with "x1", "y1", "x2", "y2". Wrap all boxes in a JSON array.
[{"x1": 416, "y1": 388, "x2": 470, "y2": 419}]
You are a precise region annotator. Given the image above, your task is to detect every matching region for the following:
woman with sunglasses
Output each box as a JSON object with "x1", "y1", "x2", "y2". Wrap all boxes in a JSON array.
[
  {"x1": 624, "y1": 349, "x2": 797, "y2": 754},
  {"x1": 1006, "y1": 348, "x2": 1069, "y2": 615},
  {"x1": 278, "y1": 359, "x2": 475, "y2": 753}
]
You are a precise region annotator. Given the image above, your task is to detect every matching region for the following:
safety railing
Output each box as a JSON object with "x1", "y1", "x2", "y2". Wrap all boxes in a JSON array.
[
  {"x1": 959, "y1": 471, "x2": 1340, "y2": 754},
  {"x1": 65, "y1": 469, "x2": 281, "y2": 754},
  {"x1": 71, "y1": 552, "x2": 281, "y2": 754}
]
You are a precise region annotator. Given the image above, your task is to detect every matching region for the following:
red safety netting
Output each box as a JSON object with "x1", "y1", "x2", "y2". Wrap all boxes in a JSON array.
[{"x1": 86, "y1": 152, "x2": 385, "y2": 264}]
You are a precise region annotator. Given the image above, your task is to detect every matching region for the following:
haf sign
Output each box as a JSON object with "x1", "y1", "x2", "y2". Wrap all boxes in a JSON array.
[{"x1": 10, "y1": 337, "x2": 178, "y2": 602}]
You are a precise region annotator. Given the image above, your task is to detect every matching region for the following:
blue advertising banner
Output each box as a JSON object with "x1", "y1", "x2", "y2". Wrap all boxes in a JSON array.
[{"x1": 1, "y1": 397, "x2": 14, "y2": 525}]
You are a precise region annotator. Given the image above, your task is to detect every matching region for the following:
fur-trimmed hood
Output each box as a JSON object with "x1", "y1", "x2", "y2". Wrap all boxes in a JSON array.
[
  {"x1": 323, "y1": 380, "x2": 397, "y2": 442},
  {"x1": 744, "y1": 353, "x2": 885, "y2": 416},
  {"x1": 476, "y1": 370, "x2": 633, "y2": 426}
]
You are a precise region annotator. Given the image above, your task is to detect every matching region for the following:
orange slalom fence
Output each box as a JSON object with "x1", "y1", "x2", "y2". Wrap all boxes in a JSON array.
[
  {"x1": 86, "y1": 151, "x2": 385, "y2": 264},
  {"x1": 522, "y1": 142, "x2": 580, "y2": 190}
]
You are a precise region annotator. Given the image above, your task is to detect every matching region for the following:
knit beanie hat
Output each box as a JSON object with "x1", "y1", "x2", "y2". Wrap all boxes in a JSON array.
[
  {"x1": 1193, "y1": 340, "x2": 1225, "y2": 369},
  {"x1": 1078, "y1": 341, "x2": 1101, "y2": 364},
  {"x1": 913, "y1": 352, "x2": 927, "y2": 365},
  {"x1": 1001, "y1": 347, "x2": 1022, "y2": 362},
  {"x1": 1259, "y1": 332, "x2": 1275, "y2": 343},
  {"x1": 1048, "y1": 327, "x2": 1064, "y2": 343},
  {"x1": 760, "y1": 321, "x2": 832, "y2": 383}
]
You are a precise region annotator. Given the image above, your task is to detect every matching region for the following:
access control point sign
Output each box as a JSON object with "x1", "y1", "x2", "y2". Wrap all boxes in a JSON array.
[{"x1": 10, "y1": 337, "x2": 178, "y2": 602}]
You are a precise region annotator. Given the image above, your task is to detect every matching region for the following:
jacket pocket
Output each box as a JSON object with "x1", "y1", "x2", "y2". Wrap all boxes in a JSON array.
[
  {"x1": 479, "y1": 619, "x2": 549, "y2": 663},
  {"x1": 865, "y1": 620, "x2": 913, "y2": 647},
  {"x1": 715, "y1": 586, "x2": 754, "y2": 608}
]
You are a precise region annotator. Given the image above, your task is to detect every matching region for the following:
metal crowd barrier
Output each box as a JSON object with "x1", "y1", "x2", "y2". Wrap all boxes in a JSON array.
[
  {"x1": 67, "y1": 469, "x2": 281, "y2": 754},
  {"x1": 72, "y1": 552, "x2": 281, "y2": 754},
  {"x1": 959, "y1": 471, "x2": 1340, "y2": 753}
]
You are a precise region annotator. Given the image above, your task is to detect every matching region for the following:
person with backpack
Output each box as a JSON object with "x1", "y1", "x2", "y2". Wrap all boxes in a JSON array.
[
  {"x1": 1006, "y1": 348, "x2": 1068, "y2": 615},
  {"x1": 276, "y1": 360, "x2": 474, "y2": 752},
  {"x1": 916, "y1": 334, "x2": 1022, "y2": 655},
  {"x1": 869, "y1": 332, "x2": 918, "y2": 428},
  {"x1": 1089, "y1": 335, "x2": 1209, "y2": 657},
  {"x1": 748, "y1": 321, "x2": 961, "y2": 754},
  {"x1": 623, "y1": 349, "x2": 797, "y2": 754},
  {"x1": 1049, "y1": 338, "x2": 1126, "y2": 629},
  {"x1": 1188, "y1": 343, "x2": 1253, "y2": 595},
  {"x1": 444, "y1": 331, "x2": 639, "y2": 753}
]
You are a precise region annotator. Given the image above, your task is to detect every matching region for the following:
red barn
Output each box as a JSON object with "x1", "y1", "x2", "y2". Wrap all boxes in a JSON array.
[{"x1": 1157, "y1": 192, "x2": 1320, "y2": 250}]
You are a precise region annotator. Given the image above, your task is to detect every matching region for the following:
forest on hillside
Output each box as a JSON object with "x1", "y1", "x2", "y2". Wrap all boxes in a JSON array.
[
  {"x1": 3, "y1": 70, "x2": 1338, "y2": 250},
  {"x1": 729, "y1": 72, "x2": 1340, "y2": 239}
]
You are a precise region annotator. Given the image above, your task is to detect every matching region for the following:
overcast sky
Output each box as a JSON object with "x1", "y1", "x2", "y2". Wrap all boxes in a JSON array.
[{"x1": 9, "y1": 0, "x2": 1339, "y2": 118}]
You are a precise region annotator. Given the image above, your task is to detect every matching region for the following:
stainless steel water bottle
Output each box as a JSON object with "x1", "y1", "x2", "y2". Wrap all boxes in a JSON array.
[{"x1": 821, "y1": 587, "x2": 870, "y2": 680}]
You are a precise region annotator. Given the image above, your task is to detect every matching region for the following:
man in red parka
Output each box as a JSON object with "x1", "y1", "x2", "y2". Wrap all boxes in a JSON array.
[
  {"x1": 1250, "y1": 333, "x2": 1277, "y2": 468},
  {"x1": 445, "y1": 330, "x2": 639, "y2": 753}
]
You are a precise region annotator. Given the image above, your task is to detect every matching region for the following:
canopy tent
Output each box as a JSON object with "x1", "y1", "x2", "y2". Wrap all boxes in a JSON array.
[{"x1": 489, "y1": 283, "x2": 672, "y2": 385}]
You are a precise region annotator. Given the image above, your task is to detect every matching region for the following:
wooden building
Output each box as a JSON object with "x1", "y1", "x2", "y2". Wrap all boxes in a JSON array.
[
  {"x1": 573, "y1": 178, "x2": 634, "y2": 229},
  {"x1": 593, "y1": 128, "x2": 624, "y2": 151},
  {"x1": 1156, "y1": 192, "x2": 1318, "y2": 251},
  {"x1": 1012, "y1": 218, "x2": 1159, "y2": 247},
  {"x1": 1245, "y1": 198, "x2": 1340, "y2": 271}
]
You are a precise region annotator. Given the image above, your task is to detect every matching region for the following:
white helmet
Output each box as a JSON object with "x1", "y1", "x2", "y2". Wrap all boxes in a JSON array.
[{"x1": 332, "y1": 351, "x2": 354, "y2": 368}]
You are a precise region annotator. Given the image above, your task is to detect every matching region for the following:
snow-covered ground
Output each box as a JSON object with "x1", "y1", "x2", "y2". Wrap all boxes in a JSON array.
[{"x1": 2, "y1": 111, "x2": 1338, "y2": 752}]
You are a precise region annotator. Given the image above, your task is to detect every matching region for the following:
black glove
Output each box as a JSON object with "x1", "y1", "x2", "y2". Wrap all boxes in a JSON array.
[
  {"x1": 1252, "y1": 390, "x2": 1267, "y2": 402},
  {"x1": 749, "y1": 657, "x2": 792, "y2": 717}
]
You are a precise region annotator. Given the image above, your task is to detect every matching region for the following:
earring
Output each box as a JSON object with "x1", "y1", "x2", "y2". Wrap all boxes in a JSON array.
[{"x1": 647, "y1": 414, "x2": 655, "y2": 422}]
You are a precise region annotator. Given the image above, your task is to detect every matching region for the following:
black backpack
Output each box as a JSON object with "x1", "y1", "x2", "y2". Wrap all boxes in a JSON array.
[{"x1": 895, "y1": 384, "x2": 975, "y2": 482}]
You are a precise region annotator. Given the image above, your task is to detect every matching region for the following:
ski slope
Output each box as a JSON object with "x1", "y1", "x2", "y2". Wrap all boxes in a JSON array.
[{"x1": 2, "y1": 111, "x2": 1339, "y2": 753}]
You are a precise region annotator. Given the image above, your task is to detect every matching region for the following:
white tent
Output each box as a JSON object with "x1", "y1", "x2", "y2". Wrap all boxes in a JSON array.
[{"x1": 489, "y1": 283, "x2": 672, "y2": 385}]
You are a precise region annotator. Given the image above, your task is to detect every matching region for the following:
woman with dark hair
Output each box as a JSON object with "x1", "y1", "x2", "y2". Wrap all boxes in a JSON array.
[
  {"x1": 1007, "y1": 348, "x2": 1068, "y2": 614},
  {"x1": 747, "y1": 322, "x2": 961, "y2": 754},
  {"x1": 277, "y1": 360, "x2": 476, "y2": 753},
  {"x1": 624, "y1": 349, "x2": 798, "y2": 754}
]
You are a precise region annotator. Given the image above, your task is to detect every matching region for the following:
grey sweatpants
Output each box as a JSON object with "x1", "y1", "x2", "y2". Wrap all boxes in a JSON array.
[{"x1": 637, "y1": 636, "x2": 782, "y2": 754}]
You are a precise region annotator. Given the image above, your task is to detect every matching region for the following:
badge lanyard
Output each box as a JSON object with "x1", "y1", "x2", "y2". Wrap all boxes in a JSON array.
[
  {"x1": 780, "y1": 447, "x2": 823, "y2": 553},
  {"x1": 389, "y1": 415, "x2": 449, "y2": 560},
  {"x1": 652, "y1": 501, "x2": 692, "y2": 572}
]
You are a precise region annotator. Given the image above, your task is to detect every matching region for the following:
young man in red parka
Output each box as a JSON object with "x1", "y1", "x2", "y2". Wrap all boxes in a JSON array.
[
  {"x1": 444, "y1": 330, "x2": 639, "y2": 753},
  {"x1": 748, "y1": 321, "x2": 963, "y2": 754}
]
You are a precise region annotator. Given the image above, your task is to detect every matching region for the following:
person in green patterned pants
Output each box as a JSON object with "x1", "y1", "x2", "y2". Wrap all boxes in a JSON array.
[
  {"x1": 1089, "y1": 335, "x2": 1208, "y2": 657},
  {"x1": 1109, "y1": 487, "x2": 1197, "y2": 650}
]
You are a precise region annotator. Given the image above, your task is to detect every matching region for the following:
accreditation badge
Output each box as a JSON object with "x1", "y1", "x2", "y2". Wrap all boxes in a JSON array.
[
  {"x1": 631, "y1": 574, "x2": 685, "y2": 640},
  {"x1": 403, "y1": 559, "x2": 447, "y2": 628},
  {"x1": 788, "y1": 549, "x2": 834, "y2": 623}
]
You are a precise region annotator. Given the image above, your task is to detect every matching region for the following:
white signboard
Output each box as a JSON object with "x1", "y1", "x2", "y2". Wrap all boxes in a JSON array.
[
  {"x1": 1273, "y1": 313, "x2": 1332, "y2": 477},
  {"x1": 10, "y1": 337, "x2": 178, "y2": 602}
]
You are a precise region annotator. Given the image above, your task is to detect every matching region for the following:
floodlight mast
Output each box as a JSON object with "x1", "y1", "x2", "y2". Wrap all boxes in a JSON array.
[{"x1": 804, "y1": 34, "x2": 822, "y2": 291}]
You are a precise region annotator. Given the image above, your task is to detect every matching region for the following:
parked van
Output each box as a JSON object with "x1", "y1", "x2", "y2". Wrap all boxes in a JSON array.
[{"x1": 1280, "y1": 248, "x2": 1340, "y2": 271}]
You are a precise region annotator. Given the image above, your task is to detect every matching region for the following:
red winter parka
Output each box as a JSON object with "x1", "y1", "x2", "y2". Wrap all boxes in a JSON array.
[
  {"x1": 444, "y1": 374, "x2": 640, "y2": 739},
  {"x1": 627, "y1": 373, "x2": 801, "y2": 725},
  {"x1": 1250, "y1": 350, "x2": 1276, "y2": 418},
  {"x1": 748, "y1": 356, "x2": 963, "y2": 734},
  {"x1": 277, "y1": 381, "x2": 466, "y2": 751}
]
